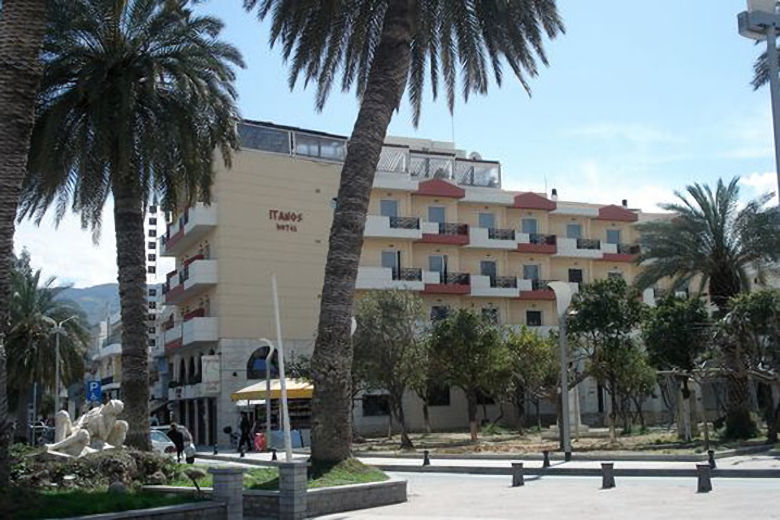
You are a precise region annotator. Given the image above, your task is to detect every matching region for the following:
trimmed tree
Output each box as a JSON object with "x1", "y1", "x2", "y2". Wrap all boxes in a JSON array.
[
  {"x1": 353, "y1": 290, "x2": 427, "y2": 449},
  {"x1": 430, "y1": 309, "x2": 511, "y2": 441},
  {"x1": 567, "y1": 278, "x2": 645, "y2": 440},
  {"x1": 505, "y1": 326, "x2": 557, "y2": 432},
  {"x1": 642, "y1": 296, "x2": 710, "y2": 440},
  {"x1": 244, "y1": 0, "x2": 564, "y2": 464},
  {"x1": 17, "y1": 0, "x2": 242, "y2": 449}
]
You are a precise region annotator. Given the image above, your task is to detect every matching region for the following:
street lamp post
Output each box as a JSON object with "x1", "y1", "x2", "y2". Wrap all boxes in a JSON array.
[
  {"x1": 739, "y1": 0, "x2": 780, "y2": 196},
  {"x1": 44, "y1": 315, "x2": 79, "y2": 414},
  {"x1": 547, "y1": 282, "x2": 573, "y2": 461}
]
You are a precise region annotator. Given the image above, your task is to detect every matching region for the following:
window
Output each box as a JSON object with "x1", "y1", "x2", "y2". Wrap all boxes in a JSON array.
[
  {"x1": 427, "y1": 384, "x2": 450, "y2": 406},
  {"x1": 606, "y1": 229, "x2": 621, "y2": 244},
  {"x1": 148, "y1": 217, "x2": 157, "y2": 226},
  {"x1": 526, "y1": 310, "x2": 542, "y2": 327},
  {"x1": 148, "y1": 301, "x2": 157, "y2": 310},
  {"x1": 427, "y1": 205, "x2": 446, "y2": 224},
  {"x1": 149, "y1": 205, "x2": 158, "y2": 213},
  {"x1": 362, "y1": 395, "x2": 390, "y2": 416},
  {"x1": 294, "y1": 133, "x2": 346, "y2": 161},
  {"x1": 148, "y1": 338, "x2": 156, "y2": 347},
  {"x1": 147, "y1": 313, "x2": 156, "y2": 321},
  {"x1": 380, "y1": 199, "x2": 399, "y2": 218},
  {"x1": 147, "y1": 254, "x2": 156, "y2": 262},
  {"x1": 568, "y1": 269, "x2": 583, "y2": 283},
  {"x1": 608, "y1": 271, "x2": 624, "y2": 280},
  {"x1": 480, "y1": 261, "x2": 497, "y2": 282},
  {"x1": 566, "y1": 224, "x2": 581, "y2": 239},
  {"x1": 147, "y1": 241, "x2": 156, "y2": 250},
  {"x1": 147, "y1": 266, "x2": 156, "y2": 274},
  {"x1": 482, "y1": 307, "x2": 499, "y2": 324},
  {"x1": 148, "y1": 288, "x2": 157, "y2": 297},
  {"x1": 523, "y1": 264, "x2": 540, "y2": 280},
  {"x1": 148, "y1": 327, "x2": 156, "y2": 334},
  {"x1": 430, "y1": 306, "x2": 450, "y2": 321},
  {"x1": 148, "y1": 229, "x2": 157, "y2": 238},
  {"x1": 381, "y1": 250, "x2": 400, "y2": 278},
  {"x1": 238, "y1": 123, "x2": 292, "y2": 154},
  {"x1": 429, "y1": 255, "x2": 447, "y2": 278},
  {"x1": 247, "y1": 346, "x2": 278, "y2": 379},
  {"x1": 521, "y1": 218, "x2": 538, "y2": 234},
  {"x1": 478, "y1": 212, "x2": 495, "y2": 229}
]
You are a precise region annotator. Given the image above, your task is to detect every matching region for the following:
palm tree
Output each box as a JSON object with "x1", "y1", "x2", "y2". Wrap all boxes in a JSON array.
[
  {"x1": 0, "y1": 0, "x2": 49, "y2": 487},
  {"x1": 7, "y1": 251, "x2": 89, "y2": 441},
  {"x1": 17, "y1": 0, "x2": 243, "y2": 450},
  {"x1": 245, "y1": 0, "x2": 564, "y2": 464},
  {"x1": 636, "y1": 177, "x2": 780, "y2": 438}
]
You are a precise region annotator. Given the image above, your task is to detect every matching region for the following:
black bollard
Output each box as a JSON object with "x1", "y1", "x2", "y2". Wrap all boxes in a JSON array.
[
  {"x1": 696, "y1": 464, "x2": 712, "y2": 493},
  {"x1": 239, "y1": 446, "x2": 245, "y2": 458},
  {"x1": 213, "y1": 444, "x2": 218, "y2": 455},
  {"x1": 564, "y1": 451, "x2": 572, "y2": 462},
  {"x1": 271, "y1": 448, "x2": 277, "y2": 461},
  {"x1": 422, "y1": 450, "x2": 431, "y2": 466},
  {"x1": 707, "y1": 450, "x2": 716, "y2": 469},
  {"x1": 601, "y1": 462, "x2": 615, "y2": 489},
  {"x1": 542, "y1": 450, "x2": 550, "y2": 468},
  {"x1": 511, "y1": 462, "x2": 525, "y2": 487}
]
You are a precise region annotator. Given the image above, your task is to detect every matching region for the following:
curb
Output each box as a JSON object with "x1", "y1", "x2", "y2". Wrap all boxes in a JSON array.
[
  {"x1": 373, "y1": 463, "x2": 780, "y2": 479},
  {"x1": 355, "y1": 444, "x2": 772, "y2": 463}
]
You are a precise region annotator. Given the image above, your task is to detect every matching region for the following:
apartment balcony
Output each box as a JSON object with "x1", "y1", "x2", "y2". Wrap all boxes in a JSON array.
[
  {"x1": 467, "y1": 227, "x2": 517, "y2": 250},
  {"x1": 518, "y1": 279, "x2": 556, "y2": 300},
  {"x1": 600, "y1": 242, "x2": 641, "y2": 262},
  {"x1": 470, "y1": 275, "x2": 520, "y2": 298},
  {"x1": 364, "y1": 215, "x2": 422, "y2": 239},
  {"x1": 163, "y1": 258, "x2": 217, "y2": 304},
  {"x1": 168, "y1": 380, "x2": 204, "y2": 401},
  {"x1": 555, "y1": 237, "x2": 605, "y2": 259},
  {"x1": 424, "y1": 272, "x2": 471, "y2": 295},
  {"x1": 419, "y1": 222, "x2": 470, "y2": 245},
  {"x1": 373, "y1": 145, "x2": 418, "y2": 190},
  {"x1": 160, "y1": 203, "x2": 217, "y2": 257},
  {"x1": 516, "y1": 233, "x2": 557, "y2": 254},
  {"x1": 356, "y1": 266, "x2": 437, "y2": 291},
  {"x1": 164, "y1": 315, "x2": 219, "y2": 352}
]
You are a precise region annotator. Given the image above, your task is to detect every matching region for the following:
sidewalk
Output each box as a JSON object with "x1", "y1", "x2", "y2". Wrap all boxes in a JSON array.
[{"x1": 195, "y1": 450, "x2": 780, "y2": 478}]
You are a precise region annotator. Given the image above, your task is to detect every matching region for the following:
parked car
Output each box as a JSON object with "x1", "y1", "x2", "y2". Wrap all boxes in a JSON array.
[
  {"x1": 150, "y1": 429, "x2": 176, "y2": 456},
  {"x1": 152, "y1": 425, "x2": 196, "y2": 463}
]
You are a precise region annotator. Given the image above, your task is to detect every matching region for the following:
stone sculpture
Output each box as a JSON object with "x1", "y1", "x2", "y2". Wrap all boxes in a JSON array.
[{"x1": 45, "y1": 399, "x2": 129, "y2": 458}]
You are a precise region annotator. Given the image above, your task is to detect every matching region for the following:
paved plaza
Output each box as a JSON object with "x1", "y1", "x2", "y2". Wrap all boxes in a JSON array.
[{"x1": 319, "y1": 472, "x2": 780, "y2": 520}]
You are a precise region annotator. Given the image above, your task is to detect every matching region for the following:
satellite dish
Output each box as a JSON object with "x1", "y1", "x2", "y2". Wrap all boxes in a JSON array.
[{"x1": 469, "y1": 151, "x2": 482, "y2": 161}]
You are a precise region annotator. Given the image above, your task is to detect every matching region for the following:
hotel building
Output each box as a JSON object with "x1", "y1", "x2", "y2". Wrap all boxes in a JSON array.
[{"x1": 157, "y1": 120, "x2": 671, "y2": 446}]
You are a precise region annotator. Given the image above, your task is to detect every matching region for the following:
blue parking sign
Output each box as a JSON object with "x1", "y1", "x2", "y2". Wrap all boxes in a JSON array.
[{"x1": 86, "y1": 380, "x2": 102, "y2": 402}]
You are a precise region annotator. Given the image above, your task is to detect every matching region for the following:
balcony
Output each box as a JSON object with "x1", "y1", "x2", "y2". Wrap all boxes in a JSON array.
[
  {"x1": 454, "y1": 158, "x2": 501, "y2": 188},
  {"x1": 164, "y1": 316, "x2": 219, "y2": 351},
  {"x1": 600, "y1": 243, "x2": 641, "y2": 262},
  {"x1": 364, "y1": 215, "x2": 422, "y2": 239},
  {"x1": 163, "y1": 258, "x2": 218, "y2": 304},
  {"x1": 424, "y1": 272, "x2": 471, "y2": 295},
  {"x1": 470, "y1": 275, "x2": 520, "y2": 298},
  {"x1": 517, "y1": 278, "x2": 556, "y2": 300},
  {"x1": 516, "y1": 233, "x2": 557, "y2": 254},
  {"x1": 555, "y1": 237, "x2": 605, "y2": 259},
  {"x1": 419, "y1": 222, "x2": 470, "y2": 245},
  {"x1": 373, "y1": 145, "x2": 418, "y2": 190},
  {"x1": 467, "y1": 227, "x2": 518, "y2": 250},
  {"x1": 356, "y1": 266, "x2": 438, "y2": 291},
  {"x1": 160, "y1": 203, "x2": 217, "y2": 257}
]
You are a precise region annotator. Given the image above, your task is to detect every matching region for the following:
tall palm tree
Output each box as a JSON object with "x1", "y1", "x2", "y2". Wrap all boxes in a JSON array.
[
  {"x1": 18, "y1": 0, "x2": 243, "y2": 450},
  {"x1": 245, "y1": 0, "x2": 564, "y2": 463},
  {"x1": 0, "y1": 0, "x2": 49, "y2": 489},
  {"x1": 7, "y1": 251, "x2": 89, "y2": 440},
  {"x1": 636, "y1": 177, "x2": 780, "y2": 438}
]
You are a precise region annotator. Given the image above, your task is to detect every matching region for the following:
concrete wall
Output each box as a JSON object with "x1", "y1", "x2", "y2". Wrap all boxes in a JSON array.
[{"x1": 62, "y1": 501, "x2": 225, "y2": 520}]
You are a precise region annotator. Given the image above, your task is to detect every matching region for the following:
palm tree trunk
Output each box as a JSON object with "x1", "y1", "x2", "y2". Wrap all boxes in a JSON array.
[
  {"x1": 113, "y1": 175, "x2": 151, "y2": 450},
  {"x1": 310, "y1": 0, "x2": 414, "y2": 464},
  {"x1": 0, "y1": 0, "x2": 48, "y2": 487}
]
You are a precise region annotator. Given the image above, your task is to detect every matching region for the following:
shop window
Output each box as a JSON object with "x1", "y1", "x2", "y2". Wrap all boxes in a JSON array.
[{"x1": 362, "y1": 395, "x2": 390, "y2": 416}]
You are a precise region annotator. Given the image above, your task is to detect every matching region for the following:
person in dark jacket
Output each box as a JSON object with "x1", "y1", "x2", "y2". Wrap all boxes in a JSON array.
[
  {"x1": 238, "y1": 413, "x2": 252, "y2": 452},
  {"x1": 167, "y1": 423, "x2": 184, "y2": 462}
]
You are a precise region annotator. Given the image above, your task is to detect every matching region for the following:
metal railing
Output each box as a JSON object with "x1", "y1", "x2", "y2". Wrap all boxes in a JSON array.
[
  {"x1": 445, "y1": 272, "x2": 470, "y2": 285},
  {"x1": 389, "y1": 216, "x2": 420, "y2": 229},
  {"x1": 439, "y1": 222, "x2": 469, "y2": 235},
  {"x1": 617, "y1": 243, "x2": 641, "y2": 255},
  {"x1": 393, "y1": 268, "x2": 423, "y2": 281},
  {"x1": 491, "y1": 276, "x2": 518, "y2": 289},
  {"x1": 488, "y1": 228, "x2": 516, "y2": 240},
  {"x1": 576, "y1": 238, "x2": 601, "y2": 250},
  {"x1": 454, "y1": 159, "x2": 501, "y2": 187},
  {"x1": 531, "y1": 279, "x2": 553, "y2": 291},
  {"x1": 528, "y1": 233, "x2": 556, "y2": 245}
]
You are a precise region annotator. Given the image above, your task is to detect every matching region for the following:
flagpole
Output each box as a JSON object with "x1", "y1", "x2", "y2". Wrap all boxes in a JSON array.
[{"x1": 271, "y1": 274, "x2": 293, "y2": 461}]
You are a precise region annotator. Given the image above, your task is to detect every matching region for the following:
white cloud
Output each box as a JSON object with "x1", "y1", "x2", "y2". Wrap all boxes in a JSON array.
[
  {"x1": 741, "y1": 171, "x2": 779, "y2": 203},
  {"x1": 568, "y1": 123, "x2": 682, "y2": 146}
]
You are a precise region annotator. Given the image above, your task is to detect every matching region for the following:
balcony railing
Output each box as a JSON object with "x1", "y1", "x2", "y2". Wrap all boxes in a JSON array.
[
  {"x1": 409, "y1": 153, "x2": 454, "y2": 180},
  {"x1": 377, "y1": 145, "x2": 408, "y2": 173},
  {"x1": 389, "y1": 216, "x2": 420, "y2": 230},
  {"x1": 531, "y1": 279, "x2": 552, "y2": 291},
  {"x1": 617, "y1": 243, "x2": 641, "y2": 255},
  {"x1": 393, "y1": 267, "x2": 423, "y2": 281},
  {"x1": 529, "y1": 233, "x2": 557, "y2": 245},
  {"x1": 576, "y1": 238, "x2": 601, "y2": 250},
  {"x1": 491, "y1": 276, "x2": 518, "y2": 289},
  {"x1": 454, "y1": 158, "x2": 501, "y2": 187},
  {"x1": 488, "y1": 228, "x2": 516, "y2": 240},
  {"x1": 439, "y1": 222, "x2": 469, "y2": 236},
  {"x1": 444, "y1": 272, "x2": 470, "y2": 285}
]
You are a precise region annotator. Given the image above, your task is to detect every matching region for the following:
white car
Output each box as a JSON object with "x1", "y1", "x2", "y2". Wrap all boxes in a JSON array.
[
  {"x1": 150, "y1": 429, "x2": 176, "y2": 456},
  {"x1": 152, "y1": 425, "x2": 196, "y2": 463}
]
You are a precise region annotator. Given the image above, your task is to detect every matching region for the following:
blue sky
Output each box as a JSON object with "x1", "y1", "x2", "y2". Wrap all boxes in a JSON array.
[{"x1": 14, "y1": 0, "x2": 777, "y2": 287}]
